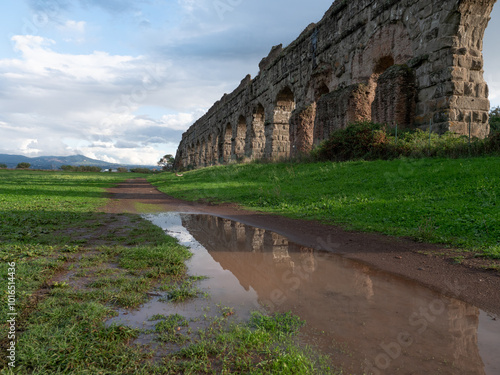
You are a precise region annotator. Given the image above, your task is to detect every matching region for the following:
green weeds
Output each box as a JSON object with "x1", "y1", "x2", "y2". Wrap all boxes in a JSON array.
[{"x1": 163, "y1": 311, "x2": 334, "y2": 374}]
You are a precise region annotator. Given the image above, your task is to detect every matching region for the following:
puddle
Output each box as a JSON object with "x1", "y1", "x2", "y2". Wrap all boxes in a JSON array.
[{"x1": 110, "y1": 212, "x2": 500, "y2": 375}]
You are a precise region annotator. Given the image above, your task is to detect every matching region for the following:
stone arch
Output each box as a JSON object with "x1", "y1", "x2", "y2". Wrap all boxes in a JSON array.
[
  {"x1": 200, "y1": 139, "x2": 207, "y2": 167},
  {"x1": 267, "y1": 86, "x2": 295, "y2": 159},
  {"x1": 251, "y1": 104, "x2": 266, "y2": 159},
  {"x1": 206, "y1": 134, "x2": 214, "y2": 165},
  {"x1": 352, "y1": 23, "x2": 416, "y2": 128},
  {"x1": 315, "y1": 82, "x2": 330, "y2": 101},
  {"x1": 195, "y1": 140, "x2": 201, "y2": 167},
  {"x1": 188, "y1": 143, "x2": 195, "y2": 167},
  {"x1": 235, "y1": 115, "x2": 247, "y2": 158},
  {"x1": 223, "y1": 123, "x2": 232, "y2": 163},
  {"x1": 216, "y1": 128, "x2": 224, "y2": 164}
]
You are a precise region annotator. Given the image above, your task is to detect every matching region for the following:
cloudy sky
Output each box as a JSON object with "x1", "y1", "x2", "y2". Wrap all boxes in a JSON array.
[{"x1": 0, "y1": 1, "x2": 499, "y2": 165}]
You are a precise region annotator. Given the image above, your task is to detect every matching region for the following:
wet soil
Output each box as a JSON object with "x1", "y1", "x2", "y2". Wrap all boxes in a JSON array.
[
  {"x1": 155, "y1": 212, "x2": 499, "y2": 374},
  {"x1": 102, "y1": 178, "x2": 500, "y2": 318}
]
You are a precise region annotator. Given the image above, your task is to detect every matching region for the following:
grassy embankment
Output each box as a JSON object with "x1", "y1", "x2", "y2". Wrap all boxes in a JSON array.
[
  {"x1": 149, "y1": 157, "x2": 499, "y2": 260},
  {"x1": 0, "y1": 170, "x2": 332, "y2": 374}
]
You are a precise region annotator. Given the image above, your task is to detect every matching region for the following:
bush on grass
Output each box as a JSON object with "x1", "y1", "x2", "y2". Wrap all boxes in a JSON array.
[{"x1": 312, "y1": 120, "x2": 500, "y2": 162}]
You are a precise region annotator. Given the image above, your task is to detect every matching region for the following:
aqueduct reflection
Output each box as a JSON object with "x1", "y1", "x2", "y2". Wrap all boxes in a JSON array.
[{"x1": 181, "y1": 214, "x2": 489, "y2": 374}]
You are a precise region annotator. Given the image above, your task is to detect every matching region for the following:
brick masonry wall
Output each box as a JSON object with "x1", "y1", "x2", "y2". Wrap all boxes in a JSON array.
[{"x1": 176, "y1": 0, "x2": 496, "y2": 169}]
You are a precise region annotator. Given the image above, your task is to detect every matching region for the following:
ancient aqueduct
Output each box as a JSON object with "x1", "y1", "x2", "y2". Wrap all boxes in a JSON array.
[{"x1": 174, "y1": 0, "x2": 496, "y2": 169}]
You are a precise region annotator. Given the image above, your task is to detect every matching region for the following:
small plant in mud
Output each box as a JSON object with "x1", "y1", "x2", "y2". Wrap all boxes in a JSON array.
[
  {"x1": 249, "y1": 311, "x2": 305, "y2": 336},
  {"x1": 151, "y1": 314, "x2": 191, "y2": 344},
  {"x1": 160, "y1": 278, "x2": 202, "y2": 302}
]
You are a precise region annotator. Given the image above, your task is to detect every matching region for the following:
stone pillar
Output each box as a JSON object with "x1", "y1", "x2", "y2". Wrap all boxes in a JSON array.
[
  {"x1": 269, "y1": 87, "x2": 295, "y2": 160},
  {"x1": 413, "y1": 0, "x2": 494, "y2": 137},
  {"x1": 290, "y1": 103, "x2": 316, "y2": 157},
  {"x1": 251, "y1": 105, "x2": 266, "y2": 159}
]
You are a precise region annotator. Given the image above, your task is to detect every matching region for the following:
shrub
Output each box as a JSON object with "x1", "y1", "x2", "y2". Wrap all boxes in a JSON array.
[
  {"x1": 0, "y1": 163, "x2": 7, "y2": 169},
  {"x1": 130, "y1": 168, "x2": 153, "y2": 174},
  {"x1": 490, "y1": 106, "x2": 500, "y2": 133},
  {"x1": 16, "y1": 162, "x2": 31, "y2": 169},
  {"x1": 312, "y1": 121, "x2": 500, "y2": 162},
  {"x1": 312, "y1": 121, "x2": 391, "y2": 161}
]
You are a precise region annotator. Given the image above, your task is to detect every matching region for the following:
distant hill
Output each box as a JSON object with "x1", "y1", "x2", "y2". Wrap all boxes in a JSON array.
[{"x1": 0, "y1": 154, "x2": 156, "y2": 171}]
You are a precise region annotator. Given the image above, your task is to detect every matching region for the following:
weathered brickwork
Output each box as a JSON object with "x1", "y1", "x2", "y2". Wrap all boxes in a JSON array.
[{"x1": 175, "y1": 0, "x2": 496, "y2": 169}]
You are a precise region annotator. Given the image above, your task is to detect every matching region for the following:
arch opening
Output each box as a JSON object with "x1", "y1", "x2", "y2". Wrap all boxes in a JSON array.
[
  {"x1": 235, "y1": 116, "x2": 247, "y2": 159},
  {"x1": 368, "y1": 55, "x2": 395, "y2": 118},
  {"x1": 223, "y1": 123, "x2": 232, "y2": 163},
  {"x1": 315, "y1": 83, "x2": 330, "y2": 101},
  {"x1": 200, "y1": 139, "x2": 207, "y2": 167},
  {"x1": 206, "y1": 134, "x2": 214, "y2": 166},
  {"x1": 195, "y1": 140, "x2": 201, "y2": 167},
  {"x1": 216, "y1": 129, "x2": 224, "y2": 164},
  {"x1": 369, "y1": 55, "x2": 417, "y2": 129},
  {"x1": 188, "y1": 144, "x2": 195, "y2": 167}
]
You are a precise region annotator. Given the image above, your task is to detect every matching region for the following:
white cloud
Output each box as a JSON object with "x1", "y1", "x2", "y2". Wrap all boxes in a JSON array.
[
  {"x1": 58, "y1": 20, "x2": 86, "y2": 43},
  {"x1": 60, "y1": 20, "x2": 86, "y2": 33},
  {"x1": 19, "y1": 139, "x2": 42, "y2": 155},
  {"x1": 159, "y1": 110, "x2": 207, "y2": 131},
  {"x1": 4, "y1": 35, "x2": 140, "y2": 81},
  {"x1": 0, "y1": 36, "x2": 189, "y2": 164}
]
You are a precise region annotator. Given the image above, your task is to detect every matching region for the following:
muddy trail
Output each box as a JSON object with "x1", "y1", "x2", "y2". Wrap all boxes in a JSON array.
[{"x1": 103, "y1": 178, "x2": 500, "y2": 374}]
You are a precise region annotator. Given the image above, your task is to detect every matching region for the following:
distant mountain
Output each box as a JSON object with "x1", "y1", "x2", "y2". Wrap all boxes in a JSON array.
[{"x1": 0, "y1": 154, "x2": 156, "y2": 170}]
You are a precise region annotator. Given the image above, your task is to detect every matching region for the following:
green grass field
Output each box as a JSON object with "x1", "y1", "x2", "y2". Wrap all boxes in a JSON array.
[
  {"x1": 149, "y1": 157, "x2": 500, "y2": 259},
  {"x1": 0, "y1": 170, "x2": 332, "y2": 374}
]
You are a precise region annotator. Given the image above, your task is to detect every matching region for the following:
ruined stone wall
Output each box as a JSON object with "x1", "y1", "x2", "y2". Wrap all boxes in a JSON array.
[{"x1": 176, "y1": 0, "x2": 496, "y2": 169}]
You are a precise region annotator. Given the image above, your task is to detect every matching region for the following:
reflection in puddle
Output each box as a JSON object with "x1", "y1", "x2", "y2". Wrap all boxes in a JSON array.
[{"x1": 112, "y1": 212, "x2": 500, "y2": 374}]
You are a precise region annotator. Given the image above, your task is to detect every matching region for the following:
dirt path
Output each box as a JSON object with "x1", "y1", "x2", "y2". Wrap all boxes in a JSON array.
[{"x1": 103, "y1": 178, "x2": 500, "y2": 316}]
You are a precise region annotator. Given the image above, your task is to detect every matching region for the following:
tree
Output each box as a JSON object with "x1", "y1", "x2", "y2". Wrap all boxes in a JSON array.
[
  {"x1": 16, "y1": 162, "x2": 31, "y2": 169},
  {"x1": 0, "y1": 163, "x2": 7, "y2": 169},
  {"x1": 490, "y1": 106, "x2": 500, "y2": 133},
  {"x1": 158, "y1": 154, "x2": 175, "y2": 171}
]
